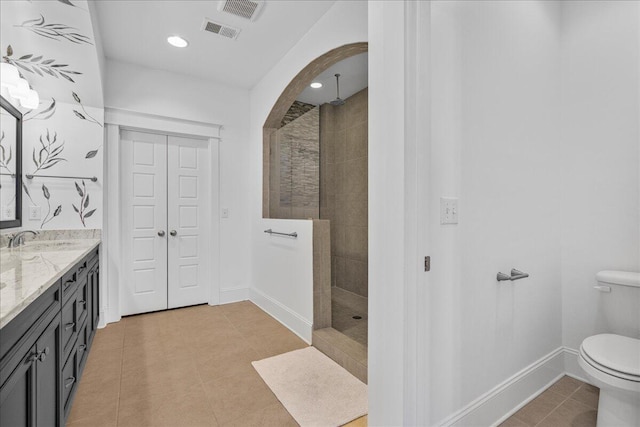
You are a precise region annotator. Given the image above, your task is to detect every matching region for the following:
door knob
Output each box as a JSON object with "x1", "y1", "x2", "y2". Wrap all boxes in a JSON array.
[
  {"x1": 170, "y1": 230, "x2": 177, "y2": 236},
  {"x1": 157, "y1": 230, "x2": 165, "y2": 237}
]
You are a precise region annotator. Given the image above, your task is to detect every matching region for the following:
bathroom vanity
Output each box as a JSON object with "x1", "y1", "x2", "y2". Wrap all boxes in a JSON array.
[{"x1": 0, "y1": 239, "x2": 100, "y2": 426}]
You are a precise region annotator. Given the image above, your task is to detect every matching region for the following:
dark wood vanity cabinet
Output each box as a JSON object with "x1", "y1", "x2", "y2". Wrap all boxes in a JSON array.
[{"x1": 0, "y1": 246, "x2": 100, "y2": 426}]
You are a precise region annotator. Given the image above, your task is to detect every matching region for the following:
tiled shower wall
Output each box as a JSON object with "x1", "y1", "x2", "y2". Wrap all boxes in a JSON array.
[
  {"x1": 269, "y1": 107, "x2": 320, "y2": 219},
  {"x1": 320, "y1": 88, "x2": 368, "y2": 297}
]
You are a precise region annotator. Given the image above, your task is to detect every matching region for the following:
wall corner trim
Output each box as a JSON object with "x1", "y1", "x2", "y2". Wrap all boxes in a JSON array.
[
  {"x1": 249, "y1": 287, "x2": 312, "y2": 344},
  {"x1": 104, "y1": 107, "x2": 223, "y2": 139}
]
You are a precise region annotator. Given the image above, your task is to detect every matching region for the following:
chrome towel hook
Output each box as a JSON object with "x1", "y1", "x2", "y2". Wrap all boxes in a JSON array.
[{"x1": 497, "y1": 268, "x2": 530, "y2": 282}]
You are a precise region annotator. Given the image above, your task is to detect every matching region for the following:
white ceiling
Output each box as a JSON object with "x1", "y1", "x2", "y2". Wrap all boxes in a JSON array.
[
  {"x1": 296, "y1": 52, "x2": 368, "y2": 106},
  {"x1": 94, "y1": 0, "x2": 336, "y2": 89}
]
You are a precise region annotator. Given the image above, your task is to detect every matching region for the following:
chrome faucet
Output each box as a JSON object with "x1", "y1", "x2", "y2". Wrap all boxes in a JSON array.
[{"x1": 8, "y1": 230, "x2": 39, "y2": 248}]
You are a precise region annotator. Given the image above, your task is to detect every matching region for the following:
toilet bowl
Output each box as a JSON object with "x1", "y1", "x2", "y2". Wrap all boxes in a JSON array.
[{"x1": 578, "y1": 334, "x2": 640, "y2": 426}]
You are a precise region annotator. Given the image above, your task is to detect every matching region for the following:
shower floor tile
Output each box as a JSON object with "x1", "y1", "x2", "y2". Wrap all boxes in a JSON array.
[{"x1": 331, "y1": 288, "x2": 368, "y2": 346}]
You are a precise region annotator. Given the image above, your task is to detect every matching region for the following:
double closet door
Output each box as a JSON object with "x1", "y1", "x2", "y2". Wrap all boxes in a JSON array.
[{"x1": 120, "y1": 130, "x2": 210, "y2": 316}]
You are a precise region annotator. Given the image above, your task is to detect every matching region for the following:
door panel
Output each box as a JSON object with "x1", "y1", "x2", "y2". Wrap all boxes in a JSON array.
[
  {"x1": 167, "y1": 136, "x2": 210, "y2": 308},
  {"x1": 120, "y1": 130, "x2": 168, "y2": 315}
]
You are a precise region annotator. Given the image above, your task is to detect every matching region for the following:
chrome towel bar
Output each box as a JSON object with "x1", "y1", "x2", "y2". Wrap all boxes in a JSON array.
[
  {"x1": 26, "y1": 174, "x2": 98, "y2": 182},
  {"x1": 264, "y1": 229, "x2": 298, "y2": 238},
  {"x1": 497, "y1": 268, "x2": 530, "y2": 282}
]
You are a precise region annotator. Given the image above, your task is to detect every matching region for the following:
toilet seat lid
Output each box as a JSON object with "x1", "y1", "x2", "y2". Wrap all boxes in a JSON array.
[{"x1": 582, "y1": 334, "x2": 640, "y2": 377}]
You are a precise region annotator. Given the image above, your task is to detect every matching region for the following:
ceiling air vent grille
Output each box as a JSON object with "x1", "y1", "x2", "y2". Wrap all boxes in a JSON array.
[
  {"x1": 202, "y1": 19, "x2": 241, "y2": 40},
  {"x1": 218, "y1": 0, "x2": 264, "y2": 21}
]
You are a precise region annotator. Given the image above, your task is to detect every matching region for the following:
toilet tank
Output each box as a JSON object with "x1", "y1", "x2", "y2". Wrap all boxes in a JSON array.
[{"x1": 595, "y1": 271, "x2": 640, "y2": 339}]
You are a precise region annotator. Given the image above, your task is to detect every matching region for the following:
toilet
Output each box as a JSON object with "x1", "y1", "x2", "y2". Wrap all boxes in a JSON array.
[{"x1": 578, "y1": 271, "x2": 640, "y2": 427}]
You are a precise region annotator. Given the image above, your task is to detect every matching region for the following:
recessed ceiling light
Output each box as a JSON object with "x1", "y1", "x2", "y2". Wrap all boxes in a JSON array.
[
  {"x1": 167, "y1": 35, "x2": 189, "y2": 48},
  {"x1": 310, "y1": 82, "x2": 323, "y2": 89}
]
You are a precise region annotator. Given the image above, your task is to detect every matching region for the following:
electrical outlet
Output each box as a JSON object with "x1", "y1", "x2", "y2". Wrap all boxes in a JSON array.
[
  {"x1": 440, "y1": 197, "x2": 459, "y2": 225},
  {"x1": 222, "y1": 208, "x2": 229, "y2": 218},
  {"x1": 2, "y1": 205, "x2": 12, "y2": 220},
  {"x1": 29, "y1": 205, "x2": 41, "y2": 220}
]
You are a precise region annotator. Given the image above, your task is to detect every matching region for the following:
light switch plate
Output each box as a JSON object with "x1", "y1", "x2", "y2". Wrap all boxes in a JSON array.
[
  {"x1": 440, "y1": 197, "x2": 459, "y2": 224},
  {"x1": 29, "y1": 205, "x2": 41, "y2": 220},
  {"x1": 221, "y1": 207, "x2": 229, "y2": 218}
]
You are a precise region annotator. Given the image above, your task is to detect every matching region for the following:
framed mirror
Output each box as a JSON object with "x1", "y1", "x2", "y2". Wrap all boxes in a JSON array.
[{"x1": 0, "y1": 95, "x2": 22, "y2": 229}]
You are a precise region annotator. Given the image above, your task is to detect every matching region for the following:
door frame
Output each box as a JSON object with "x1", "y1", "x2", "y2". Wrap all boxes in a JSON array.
[{"x1": 102, "y1": 108, "x2": 222, "y2": 326}]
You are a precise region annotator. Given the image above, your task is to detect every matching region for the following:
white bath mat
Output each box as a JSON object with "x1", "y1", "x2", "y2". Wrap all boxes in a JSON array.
[{"x1": 252, "y1": 346, "x2": 368, "y2": 427}]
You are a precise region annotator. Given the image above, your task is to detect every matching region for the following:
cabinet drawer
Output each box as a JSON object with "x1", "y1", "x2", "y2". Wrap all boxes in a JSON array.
[
  {"x1": 76, "y1": 321, "x2": 90, "y2": 372},
  {"x1": 77, "y1": 279, "x2": 89, "y2": 328},
  {"x1": 61, "y1": 350, "x2": 78, "y2": 420},
  {"x1": 61, "y1": 299, "x2": 78, "y2": 360},
  {"x1": 61, "y1": 271, "x2": 79, "y2": 305}
]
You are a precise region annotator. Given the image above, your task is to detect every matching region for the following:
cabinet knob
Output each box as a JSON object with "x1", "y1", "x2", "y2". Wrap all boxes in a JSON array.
[
  {"x1": 169, "y1": 230, "x2": 177, "y2": 236},
  {"x1": 157, "y1": 230, "x2": 166, "y2": 237},
  {"x1": 64, "y1": 377, "x2": 76, "y2": 388},
  {"x1": 38, "y1": 347, "x2": 49, "y2": 362}
]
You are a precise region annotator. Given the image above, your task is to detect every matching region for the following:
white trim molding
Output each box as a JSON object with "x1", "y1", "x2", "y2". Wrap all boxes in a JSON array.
[
  {"x1": 219, "y1": 286, "x2": 250, "y2": 305},
  {"x1": 249, "y1": 287, "x2": 313, "y2": 344},
  {"x1": 102, "y1": 109, "x2": 222, "y2": 324},
  {"x1": 104, "y1": 107, "x2": 222, "y2": 139},
  {"x1": 439, "y1": 347, "x2": 567, "y2": 427}
]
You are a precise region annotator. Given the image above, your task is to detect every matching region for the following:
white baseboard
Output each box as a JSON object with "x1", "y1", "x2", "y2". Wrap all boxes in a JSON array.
[
  {"x1": 440, "y1": 347, "x2": 566, "y2": 427},
  {"x1": 219, "y1": 286, "x2": 249, "y2": 304},
  {"x1": 249, "y1": 287, "x2": 312, "y2": 344},
  {"x1": 563, "y1": 346, "x2": 590, "y2": 383}
]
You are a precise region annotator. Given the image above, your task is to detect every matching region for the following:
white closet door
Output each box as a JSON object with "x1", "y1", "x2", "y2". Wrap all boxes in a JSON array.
[
  {"x1": 166, "y1": 135, "x2": 210, "y2": 309},
  {"x1": 120, "y1": 130, "x2": 168, "y2": 315}
]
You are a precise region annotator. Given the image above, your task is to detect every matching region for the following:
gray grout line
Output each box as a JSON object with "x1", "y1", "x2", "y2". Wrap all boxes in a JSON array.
[{"x1": 531, "y1": 383, "x2": 589, "y2": 427}]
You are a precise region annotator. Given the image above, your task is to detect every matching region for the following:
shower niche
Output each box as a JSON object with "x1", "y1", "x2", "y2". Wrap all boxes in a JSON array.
[{"x1": 262, "y1": 45, "x2": 369, "y2": 382}]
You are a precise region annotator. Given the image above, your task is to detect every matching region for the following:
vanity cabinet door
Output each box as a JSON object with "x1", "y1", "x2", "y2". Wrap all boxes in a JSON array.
[
  {"x1": 34, "y1": 316, "x2": 61, "y2": 427},
  {"x1": 0, "y1": 349, "x2": 36, "y2": 427},
  {"x1": 0, "y1": 315, "x2": 61, "y2": 427}
]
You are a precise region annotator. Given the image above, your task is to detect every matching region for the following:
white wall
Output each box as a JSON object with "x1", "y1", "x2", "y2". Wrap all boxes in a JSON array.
[
  {"x1": 427, "y1": 1, "x2": 563, "y2": 423},
  {"x1": 560, "y1": 1, "x2": 640, "y2": 350},
  {"x1": 248, "y1": 1, "x2": 367, "y2": 343},
  {"x1": 21, "y1": 100, "x2": 104, "y2": 230},
  {"x1": 104, "y1": 59, "x2": 252, "y2": 297}
]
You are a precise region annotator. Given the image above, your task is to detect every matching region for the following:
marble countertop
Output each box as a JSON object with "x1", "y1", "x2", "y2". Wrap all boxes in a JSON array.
[{"x1": 0, "y1": 239, "x2": 101, "y2": 329}]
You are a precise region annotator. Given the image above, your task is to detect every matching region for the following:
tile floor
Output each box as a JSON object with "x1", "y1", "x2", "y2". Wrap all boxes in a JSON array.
[
  {"x1": 500, "y1": 376, "x2": 599, "y2": 427},
  {"x1": 331, "y1": 289, "x2": 368, "y2": 346},
  {"x1": 68, "y1": 302, "x2": 315, "y2": 427}
]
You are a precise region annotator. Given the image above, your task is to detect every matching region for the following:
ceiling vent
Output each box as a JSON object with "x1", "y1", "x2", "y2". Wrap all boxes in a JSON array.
[
  {"x1": 218, "y1": 0, "x2": 264, "y2": 21},
  {"x1": 202, "y1": 18, "x2": 241, "y2": 40}
]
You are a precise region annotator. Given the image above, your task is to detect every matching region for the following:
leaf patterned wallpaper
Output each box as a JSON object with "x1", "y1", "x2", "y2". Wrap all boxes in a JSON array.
[{"x1": 1, "y1": 0, "x2": 104, "y2": 230}]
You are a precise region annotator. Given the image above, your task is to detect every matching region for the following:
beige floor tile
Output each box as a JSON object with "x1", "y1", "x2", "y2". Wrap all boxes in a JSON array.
[
  {"x1": 343, "y1": 415, "x2": 368, "y2": 427},
  {"x1": 498, "y1": 416, "x2": 529, "y2": 427},
  {"x1": 511, "y1": 390, "x2": 566, "y2": 426},
  {"x1": 81, "y1": 347, "x2": 122, "y2": 382},
  {"x1": 220, "y1": 301, "x2": 275, "y2": 325},
  {"x1": 117, "y1": 385, "x2": 217, "y2": 427},
  {"x1": 194, "y1": 339, "x2": 261, "y2": 381},
  {"x1": 537, "y1": 398, "x2": 597, "y2": 427},
  {"x1": 67, "y1": 393, "x2": 119, "y2": 426},
  {"x1": 232, "y1": 315, "x2": 290, "y2": 338},
  {"x1": 119, "y1": 359, "x2": 202, "y2": 403},
  {"x1": 224, "y1": 403, "x2": 298, "y2": 427},
  {"x1": 202, "y1": 369, "x2": 281, "y2": 425},
  {"x1": 246, "y1": 330, "x2": 309, "y2": 360},
  {"x1": 570, "y1": 383, "x2": 599, "y2": 409},
  {"x1": 547, "y1": 375, "x2": 584, "y2": 397}
]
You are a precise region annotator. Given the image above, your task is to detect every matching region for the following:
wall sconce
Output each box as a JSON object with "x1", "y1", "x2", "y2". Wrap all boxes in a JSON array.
[{"x1": 1, "y1": 62, "x2": 39, "y2": 110}]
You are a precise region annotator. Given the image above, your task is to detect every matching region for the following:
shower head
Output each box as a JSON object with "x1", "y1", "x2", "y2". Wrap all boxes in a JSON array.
[{"x1": 330, "y1": 73, "x2": 345, "y2": 106}]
